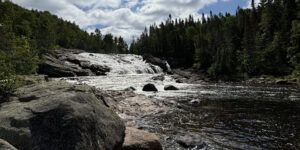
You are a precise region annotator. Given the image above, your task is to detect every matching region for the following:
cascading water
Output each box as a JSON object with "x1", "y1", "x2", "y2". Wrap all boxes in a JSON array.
[
  {"x1": 75, "y1": 53, "x2": 163, "y2": 75},
  {"x1": 62, "y1": 52, "x2": 300, "y2": 150}
]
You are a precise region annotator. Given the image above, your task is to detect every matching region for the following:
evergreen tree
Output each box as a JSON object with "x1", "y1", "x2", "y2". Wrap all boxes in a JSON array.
[{"x1": 130, "y1": 0, "x2": 299, "y2": 80}]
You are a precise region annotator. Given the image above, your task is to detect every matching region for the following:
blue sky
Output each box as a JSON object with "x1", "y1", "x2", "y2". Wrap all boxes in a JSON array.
[
  {"x1": 12, "y1": 0, "x2": 258, "y2": 43},
  {"x1": 201, "y1": 0, "x2": 249, "y2": 14}
]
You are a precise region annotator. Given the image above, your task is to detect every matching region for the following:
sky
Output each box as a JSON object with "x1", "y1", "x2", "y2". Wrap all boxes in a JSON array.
[{"x1": 11, "y1": 0, "x2": 260, "y2": 43}]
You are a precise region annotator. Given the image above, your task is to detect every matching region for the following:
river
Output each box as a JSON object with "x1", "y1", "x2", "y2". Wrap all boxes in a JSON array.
[{"x1": 63, "y1": 53, "x2": 300, "y2": 150}]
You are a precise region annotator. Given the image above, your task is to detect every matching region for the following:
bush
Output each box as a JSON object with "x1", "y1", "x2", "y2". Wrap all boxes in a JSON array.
[
  {"x1": 0, "y1": 52, "x2": 17, "y2": 101},
  {"x1": 0, "y1": 36, "x2": 39, "y2": 102}
]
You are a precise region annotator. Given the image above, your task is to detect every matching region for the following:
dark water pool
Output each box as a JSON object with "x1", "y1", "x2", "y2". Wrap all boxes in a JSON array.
[{"x1": 136, "y1": 83, "x2": 300, "y2": 150}]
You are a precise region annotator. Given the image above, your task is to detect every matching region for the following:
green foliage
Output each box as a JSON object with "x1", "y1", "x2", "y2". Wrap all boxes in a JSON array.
[
  {"x1": 0, "y1": 1, "x2": 125, "y2": 54},
  {"x1": 0, "y1": 1, "x2": 129, "y2": 97},
  {"x1": 131, "y1": 0, "x2": 300, "y2": 80},
  {"x1": 0, "y1": 51, "x2": 17, "y2": 97},
  {"x1": 0, "y1": 34, "x2": 38, "y2": 98},
  {"x1": 10, "y1": 36, "x2": 39, "y2": 74}
]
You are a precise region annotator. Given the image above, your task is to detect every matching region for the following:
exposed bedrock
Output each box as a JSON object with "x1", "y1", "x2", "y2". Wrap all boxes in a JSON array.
[{"x1": 0, "y1": 81, "x2": 125, "y2": 150}]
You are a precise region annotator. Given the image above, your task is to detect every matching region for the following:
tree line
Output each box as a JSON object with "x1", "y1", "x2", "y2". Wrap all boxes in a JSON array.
[{"x1": 130, "y1": 0, "x2": 299, "y2": 80}]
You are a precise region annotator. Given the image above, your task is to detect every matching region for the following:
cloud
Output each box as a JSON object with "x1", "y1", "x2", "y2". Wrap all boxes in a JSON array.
[
  {"x1": 246, "y1": 0, "x2": 260, "y2": 8},
  {"x1": 11, "y1": 0, "x2": 244, "y2": 43}
]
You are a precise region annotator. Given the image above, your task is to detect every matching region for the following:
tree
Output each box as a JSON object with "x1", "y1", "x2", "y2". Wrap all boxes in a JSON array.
[
  {"x1": 103, "y1": 34, "x2": 114, "y2": 53},
  {"x1": 288, "y1": 20, "x2": 300, "y2": 76},
  {"x1": 117, "y1": 37, "x2": 128, "y2": 54}
]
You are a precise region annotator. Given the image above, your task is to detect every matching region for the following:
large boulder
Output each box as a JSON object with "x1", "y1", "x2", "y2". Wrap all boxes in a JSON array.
[
  {"x1": 164, "y1": 85, "x2": 179, "y2": 91},
  {"x1": 85, "y1": 64, "x2": 111, "y2": 76},
  {"x1": 176, "y1": 133, "x2": 207, "y2": 149},
  {"x1": 38, "y1": 55, "x2": 92, "y2": 77},
  {"x1": 38, "y1": 49, "x2": 111, "y2": 77},
  {"x1": 142, "y1": 84, "x2": 158, "y2": 92},
  {"x1": 0, "y1": 139, "x2": 17, "y2": 150},
  {"x1": 66, "y1": 55, "x2": 111, "y2": 76},
  {"x1": 0, "y1": 81, "x2": 125, "y2": 150},
  {"x1": 122, "y1": 127, "x2": 162, "y2": 150}
]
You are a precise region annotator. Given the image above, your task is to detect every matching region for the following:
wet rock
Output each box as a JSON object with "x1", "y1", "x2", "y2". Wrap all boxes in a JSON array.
[
  {"x1": 275, "y1": 79, "x2": 295, "y2": 85},
  {"x1": 38, "y1": 49, "x2": 111, "y2": 77},
  {"x1": 143, "y1": 54, "x2": 171, "y2": 73},
  {"x1": 0, "y1": 139, "x2": 17, "y2": 150},
  {"x1": 189, "y1": 99, "x2": 201, "y2": 105},
  {"x1": 143, "y1": 84, "x2": 158, "y2": 92},
  {"x1": 164, "y1": 85, "x2": 179, "y2": 91},
  {"x1": 276, "y1": 79, "x2": 288, "y2": 85},
  {"x1": 176, "y1": 134, "x2": 206, "y2": 149},
  {"x1": 122, "y1": 127, "x2": 162, "y2": 150},
  {"x1": 80, "y1": 62, "x2": 110, "y2": 76},
  {"x1": 284, "y1": 143, "x2": 297, "y2": 150},
  {"x1": 38, "y1": 54, "x2": 92, "y2": 77},
  {"x1": 89, "y1": 64, "x2": 111, "y2": 76},
  {"x1": 151, "y1": 75, "x2": 165, "y2": 81},
  {"x1": 0, "y1": 81, "x2": 125, "y2": 150},
  {"x1": 125, "y1": 87, "x2": 136, "y2": 91},
  {"x1": 175, "y1": 79, "x2": 183, "y2": 83}
]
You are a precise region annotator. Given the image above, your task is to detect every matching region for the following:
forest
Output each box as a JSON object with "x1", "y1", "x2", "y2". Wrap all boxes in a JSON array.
[
  {"x1": 130, "y1": 0, "x2": 300, "y2": 80},
  {"x1": 0, "y1": 0, "x2": 127, "y2": 95}
]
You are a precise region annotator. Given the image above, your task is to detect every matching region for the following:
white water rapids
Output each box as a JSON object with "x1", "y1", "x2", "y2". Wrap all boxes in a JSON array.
[
  {"x1": 64, "y1": 53, "x2": 199, "y2": 98},
  {"x1": 76, "y1": 53, "x2": 163, "y2": 75}
]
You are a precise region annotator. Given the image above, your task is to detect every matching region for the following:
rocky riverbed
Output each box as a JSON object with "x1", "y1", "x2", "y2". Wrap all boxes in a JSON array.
[
  {"x1": 63, "y1": 75, "x2": 300, "y2": 150},
  {"x1": 2, "y1": 49, "x2": 299, "y2": 150},
  {"x1": 54, "y1": 50, "x2": 300, "y2": 150}
]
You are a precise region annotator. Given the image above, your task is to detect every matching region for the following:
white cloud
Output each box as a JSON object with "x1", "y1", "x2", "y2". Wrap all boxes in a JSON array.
[
  {"x1": 11, "y1": 0, "x2": 222, "y2": 43},
  {"x1": 246, "y1": 0, "x2": 260, "y2": 8}
]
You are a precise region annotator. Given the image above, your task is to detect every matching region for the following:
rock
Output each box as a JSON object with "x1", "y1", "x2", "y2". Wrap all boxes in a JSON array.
[
  {"x1": 275, "y1": 79, "x2": 294, "y2": 85},
  {"x1": 38, "y1": 49, "x2": 111, "y2": 77},
  {"x1": 175, "y1": 79, "x2": 183, "y2": 83},
  {"x1": 151, "y1": 75, "x2": 165, "y2": 81},
  {"x1": 164, "y1": 85, "x2": 179, "y2": 91},
  {"x1": 284, "y1": 143, "x2": 297, "y2": 149},
  {"x1": 189, "y1": 99, "x2": 201, "y2": 105},
  {"x1": 143, "y1": 55, "x2": 171, "y2": 73},
  {"x1": 176, "y1": 134, "x2": 206, "y2": 149},
  {"x1": 89, "y1": 64, "x2": 111, "y2": 76},
  {"x1": 38, "y1": 55, "x2": 92, "y2": 77},
  {"x1": 276, "y1": 79, "x2": 288, "y2": 85},
  {"x1": 142, "y1": 84, "x2": 158, "y2": 92},
  {"x1": 0, "y1": 139, "x2": 17, "y2": 150},
  {"x1": 122, "y1": 127, "x2": 162, "y2": 150},
  {"x1": 0, "y1": 81, "x2": 125, "y2": 150},
  {"x1": 79, "y1": 61, "x2": 111, "y2": 76},
  {"x1": 124, "y1": 87, "x2": 136, "y2": 92}
]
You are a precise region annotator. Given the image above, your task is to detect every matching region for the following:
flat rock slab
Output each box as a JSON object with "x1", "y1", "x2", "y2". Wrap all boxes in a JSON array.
[{"x1": 122, "y1": 127, "x2": 162, "y2": 150}]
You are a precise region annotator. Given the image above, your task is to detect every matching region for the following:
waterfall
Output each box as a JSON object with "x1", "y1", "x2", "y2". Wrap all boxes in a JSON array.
[{"x1": 75, "y1": 53, "x2": 163, "y2": 75}]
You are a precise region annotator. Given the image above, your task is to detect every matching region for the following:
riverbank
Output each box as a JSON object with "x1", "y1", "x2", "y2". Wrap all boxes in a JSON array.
[
  {"x1": 171, "y1": 68, "x2": 300, "y2": 88},
  {"x1": 0, "y1": 78, "x2": 164, "y2": 150}
]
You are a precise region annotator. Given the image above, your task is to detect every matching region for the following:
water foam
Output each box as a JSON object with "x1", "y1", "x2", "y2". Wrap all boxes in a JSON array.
[{"x1": 75, "y1": 53, "x2": 163, "y2": 75}]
